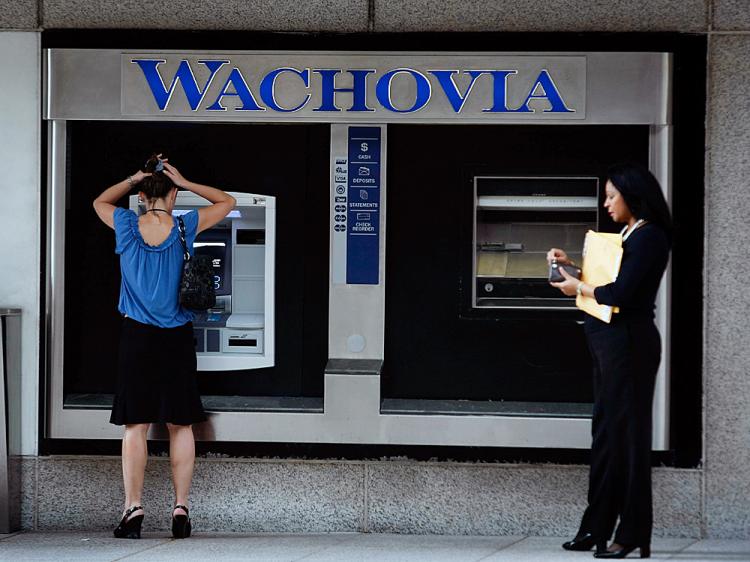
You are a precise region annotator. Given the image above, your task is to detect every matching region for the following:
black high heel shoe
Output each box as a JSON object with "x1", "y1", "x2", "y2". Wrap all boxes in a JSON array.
[
  {"x1": 562, "y1": 533, "x2": 606, "y2": 553},
  {"x1": 113, "y1": 505, "x2": 144, "y2": 539},
  {"x1": 594, "y1": 543, "x2": 651, "y2": 559},
  {"x1": 171, "y1": 504, "x2": 192, "y2": 539}
]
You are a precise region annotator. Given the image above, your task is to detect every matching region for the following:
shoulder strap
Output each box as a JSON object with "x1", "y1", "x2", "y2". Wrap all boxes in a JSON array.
[{"x1": 176, "y1": 216, "x2": 190, "y2": 261}]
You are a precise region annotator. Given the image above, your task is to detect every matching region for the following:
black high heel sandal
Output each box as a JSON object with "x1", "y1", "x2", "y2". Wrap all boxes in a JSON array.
[
  {"x1": 113, "y1": 505, "x2": 144, "y2": 539},
  {"x1": 594, "y1": 543, "x2": 651, "y2": 559},
  {"x1": 171, "y1": 504, "x2": 192, "y2": 539},
  {"x1": 561, "y1": 532, "x2": 606, "y2": 553}
]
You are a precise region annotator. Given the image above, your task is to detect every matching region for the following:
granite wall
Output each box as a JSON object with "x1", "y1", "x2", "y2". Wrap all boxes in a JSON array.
[
  {"x1": 705, "y1": 32, "x2": 750, "y2": 539},
  {"x1": 22, "y1": 456, "x2": 703, "y2": 538}
]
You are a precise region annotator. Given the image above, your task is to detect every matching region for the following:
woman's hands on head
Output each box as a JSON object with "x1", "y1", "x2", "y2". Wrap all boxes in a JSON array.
[
  {"x1": 154, "y1": 157, "x2": 235, "y2": 234},
  {"x1": 161, "y1": 160, "x2": 188, "y2": 188},
  {"x1": 130, "y1": 170, "x2": 152, "y2": 185}
]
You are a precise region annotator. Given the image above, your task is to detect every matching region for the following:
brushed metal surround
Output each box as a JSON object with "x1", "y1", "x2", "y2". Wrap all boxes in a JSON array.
[
  {"x1": 0, "y1": 310, "x2": 22, "y2": 532},
  {"x1": 44, "y1": 50, "x2": 672, "y2": 450},
  {"x1": 45, "y1": 50, "x2": 671, "y2": 126}
]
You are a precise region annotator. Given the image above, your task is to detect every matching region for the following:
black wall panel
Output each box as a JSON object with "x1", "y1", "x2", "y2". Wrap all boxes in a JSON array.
[{"x1": 62, "y1": 122, "x2": 330, "y2": 398}]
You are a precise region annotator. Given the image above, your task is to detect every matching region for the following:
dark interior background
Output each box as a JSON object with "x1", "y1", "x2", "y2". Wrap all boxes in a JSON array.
[
  {"x1": 63, "y1": 121, "x2": 330, "y2": 398},
  {"x1": 382, "y1": 125, "x2": 649, "y2": 403},
  {"x1": 44, "y1": 30, "x2": 705, "y2": 467}
]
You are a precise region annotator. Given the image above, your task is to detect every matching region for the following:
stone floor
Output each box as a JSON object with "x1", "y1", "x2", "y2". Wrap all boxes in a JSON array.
[{"x1": 0, "y1": 532, "x2": 749, "y2": 561}]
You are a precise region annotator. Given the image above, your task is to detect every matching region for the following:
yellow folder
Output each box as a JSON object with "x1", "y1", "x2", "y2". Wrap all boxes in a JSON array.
[{"x1": 576, "y1": 231, "x2": 623, "y2": 323}]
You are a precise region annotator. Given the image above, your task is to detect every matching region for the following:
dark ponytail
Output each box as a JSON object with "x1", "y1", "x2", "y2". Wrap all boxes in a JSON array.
[
  {"x1": 140, "y1": 153, "x2": 175, "y2": 200},
  {"x1": 607, "y1": 162, "x2": 673, "y2": 245}
]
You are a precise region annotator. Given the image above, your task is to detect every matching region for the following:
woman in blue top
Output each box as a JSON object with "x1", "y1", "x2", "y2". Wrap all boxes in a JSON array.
[
  {"x1": 93, "y1": 154, "x2": 236, "y2": 539},
  {"x1": 548, "y1": 163, "x2": 672, "y2": 559}
]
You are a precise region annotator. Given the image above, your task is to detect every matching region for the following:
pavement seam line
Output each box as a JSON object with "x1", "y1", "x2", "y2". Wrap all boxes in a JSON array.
[
  {"x1": 293, "y1": 540, "x2": 339, "y2": 561},
  {"x1": 0, "y1": 531, "x2": 23, "y2": 541},
  {"x1": 110, "y1": 538, "x2": 173, "y2": 561},
  {"x1": 293, "y1": 532, "x2": 376, "y2": 560},
  {"x1": 665, "y1": 538, "x2": 702, "y2": 560},
  {"x1": 475, "y1": 536, "x2": 529, "y2": 560}
]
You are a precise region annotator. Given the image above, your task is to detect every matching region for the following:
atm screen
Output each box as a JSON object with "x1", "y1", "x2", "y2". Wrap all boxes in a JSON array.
[
  {"x1": 194, "y1": 229, "x2": 232, "y2": 296},
  {"x1": 195, "y1": 243, "x2": 227, "y2": 294}
]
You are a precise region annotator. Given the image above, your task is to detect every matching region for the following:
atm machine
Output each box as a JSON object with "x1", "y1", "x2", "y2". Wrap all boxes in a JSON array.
[
  {"x1": 474, "y1": 176, "x2": 599, "y2": 309},
  {"x1": 130, "y1": 192, "x2": 276, "y2": 370}
]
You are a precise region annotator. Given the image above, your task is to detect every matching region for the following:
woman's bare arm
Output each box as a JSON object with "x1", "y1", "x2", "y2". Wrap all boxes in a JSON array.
[
  {"x1": 162, "y1": 162, "x2": 236, "y2": 233},
  {"x1": 93, "y1": 171, "x2": 150, "y2": 229}
]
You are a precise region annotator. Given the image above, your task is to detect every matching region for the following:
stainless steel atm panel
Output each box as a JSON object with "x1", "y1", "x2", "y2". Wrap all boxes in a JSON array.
[
  {"x1": 474, "y1": 176, "x2": 599, "y2": 310},
  {"x1": 130, "y1": 192, "x2": 276, "y2": 370},
  {"x1": 44, "y1": 50, "x2": 673, "y2": 450}
]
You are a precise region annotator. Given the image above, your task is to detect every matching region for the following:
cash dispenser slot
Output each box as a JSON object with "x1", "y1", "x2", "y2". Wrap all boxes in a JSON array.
[
  {"x1": 223, "y1": 329, "x2": 263, "y2": 354},
  {"x1": 236, "y1": 229, "x2": 265, "y2": 245},
  {"x1": 474, "y1": 176, "x2": 599, "y2": 310}
]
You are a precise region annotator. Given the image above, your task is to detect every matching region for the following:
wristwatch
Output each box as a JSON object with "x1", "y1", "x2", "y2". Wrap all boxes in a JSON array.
[{"x1": 576, "y1": 282, "x2": 584, "y2": 296}]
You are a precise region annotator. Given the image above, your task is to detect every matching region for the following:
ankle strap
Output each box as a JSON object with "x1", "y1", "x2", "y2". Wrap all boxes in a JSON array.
[
  {"x1": 173, "y1": 504, "x2": 189, "y2": 515},
  {"x1": 124, "y1": 505, "x2": 143, "y2": 517}
]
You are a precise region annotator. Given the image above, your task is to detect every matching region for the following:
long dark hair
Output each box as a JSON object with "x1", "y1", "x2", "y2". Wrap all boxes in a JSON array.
[
  {"x1": 140, "y1": 153, "x2": 175, "y2": 200},
  {"x1": 607, "y1": 162, "x2": 673, "y2": 244}
]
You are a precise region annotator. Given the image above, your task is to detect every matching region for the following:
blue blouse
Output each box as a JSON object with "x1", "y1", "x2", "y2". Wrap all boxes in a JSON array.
[{"x1": 113, "y1": 207, "x2": 199, "y2": 328}]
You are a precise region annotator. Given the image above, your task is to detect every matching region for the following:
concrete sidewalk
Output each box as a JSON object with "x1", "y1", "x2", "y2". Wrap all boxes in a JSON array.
[{"x1": 1, "y1": 533, "x2": 749, "y2": 561}]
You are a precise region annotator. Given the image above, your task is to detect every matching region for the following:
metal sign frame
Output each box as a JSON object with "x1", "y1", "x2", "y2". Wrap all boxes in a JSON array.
[{"x1": 44, "y1": 50, "x2": 672, "y2": 450}]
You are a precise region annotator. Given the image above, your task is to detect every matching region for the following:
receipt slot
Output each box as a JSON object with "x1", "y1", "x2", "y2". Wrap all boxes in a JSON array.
[{"x1": 130, "y1": 192, "x2": 275, "y2": 371}]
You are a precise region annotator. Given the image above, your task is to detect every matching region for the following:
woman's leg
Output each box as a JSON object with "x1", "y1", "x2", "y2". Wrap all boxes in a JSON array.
[
  {"x1": 613, "y1": 321, "x2": 661, "y2": 547},
  {"x1": 578, "y1": 332, "x2": 622, "y2": 543},
  {"x1": 581, "y1": 324, "x2": 644, "y2": 544},
  {"x1": 122, "y1": 423, "x2": 150, "y2": 517},
  {"x1": 167, "y1": 423, "x2": 196, "y2": 515}
]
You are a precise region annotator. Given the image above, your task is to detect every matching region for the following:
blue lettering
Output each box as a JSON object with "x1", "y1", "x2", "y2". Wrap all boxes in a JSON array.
[
  {"x1": 132, "y1": 59, "x2": 227, "y2": 111},
  {"x1": 375, "y1": 69, "x2": 432, "y2": 113},
  {"x1": 429, "y1": 70, "x2": 486, "y2": 113},
  {"x1": 313, "y1": 69, "x2": 375, "y2": 112},
  {"x1": 206, "y1": 67, "x2": 264, "y2": 111},
  {"x1": 515, "y1": 70, "x2": 574, "y2": 113},
  {"x1": 259, "y1": 67, "x2": 311, "y2": 112},
  {"x1": 480, "y1": 70, "x2": 518, "y2": 113},
  {"x1": 131, "y1": 59, "x2": 576, "y2": 115}
]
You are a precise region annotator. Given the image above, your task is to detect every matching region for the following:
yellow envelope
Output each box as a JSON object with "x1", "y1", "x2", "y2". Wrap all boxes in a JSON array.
[{"x1": 576, "y1": 230, "x2": 623, "y2": 323}]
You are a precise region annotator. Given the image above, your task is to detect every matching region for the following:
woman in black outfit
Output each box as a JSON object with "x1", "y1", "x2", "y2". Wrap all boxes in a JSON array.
[{"x1": 548, "y1": 163, "x2": 672, "y2": 559}]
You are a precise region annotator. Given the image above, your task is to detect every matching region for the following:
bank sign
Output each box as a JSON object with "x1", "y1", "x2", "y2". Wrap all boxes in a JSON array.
[{"x1": 121, "y1": 54, "x2": 586, "y2": 121}]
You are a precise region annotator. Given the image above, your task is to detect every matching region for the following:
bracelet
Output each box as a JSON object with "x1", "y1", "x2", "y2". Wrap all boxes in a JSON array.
[
  {"x1": 576, "y1": 282, "x2": 584, "y2": 296},
  {"x1": 127, "y1": 175, "x2": 135, "y2": 186}
]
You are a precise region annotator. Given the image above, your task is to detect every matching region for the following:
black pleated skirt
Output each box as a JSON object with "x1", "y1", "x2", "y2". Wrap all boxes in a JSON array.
[{"x1": 110, "y1": 318, "x2": 207, "y2": 426}]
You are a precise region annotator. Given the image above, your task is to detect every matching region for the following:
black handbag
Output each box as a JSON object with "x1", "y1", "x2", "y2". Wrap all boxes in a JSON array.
[{"x1": 177, "y1": 216, "x2": 216, "y2": 311}]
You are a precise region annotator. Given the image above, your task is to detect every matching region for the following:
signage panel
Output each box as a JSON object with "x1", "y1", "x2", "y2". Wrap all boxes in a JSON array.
[
  {"x1": 346, "y1": 127, "x2": 381, "y2": 284},
  {"x1": 45, "y1": 50, "x2": 671, "y2": 125},
  {"x1": 331, "y1": 125, "x2": 385, "y2": 285}
]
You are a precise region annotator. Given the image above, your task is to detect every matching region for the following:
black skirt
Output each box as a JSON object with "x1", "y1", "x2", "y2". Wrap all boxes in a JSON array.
[{"x1": 110, "y1": 318, "x2": 207, "y2": 426}]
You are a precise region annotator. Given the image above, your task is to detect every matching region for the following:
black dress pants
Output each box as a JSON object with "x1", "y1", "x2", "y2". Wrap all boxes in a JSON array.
[{"x1": 577, "y1": 318, "x2": 661, "y2": 546}]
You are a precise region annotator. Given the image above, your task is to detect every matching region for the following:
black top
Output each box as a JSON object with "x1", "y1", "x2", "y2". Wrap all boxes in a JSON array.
[{"x1": 590, "y1": 223, "x2": 670, "y2": 324}]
